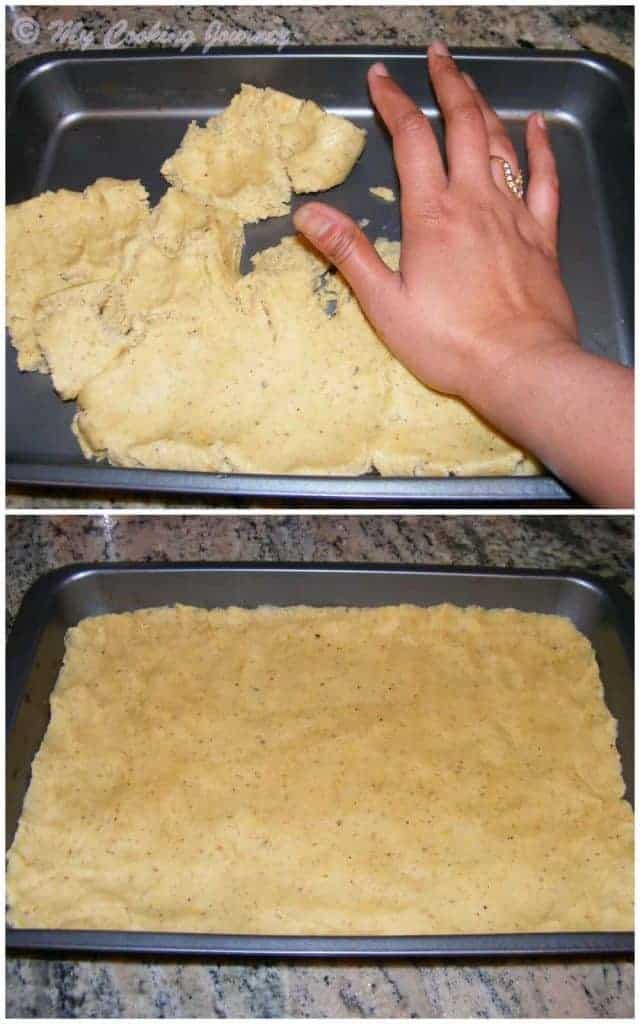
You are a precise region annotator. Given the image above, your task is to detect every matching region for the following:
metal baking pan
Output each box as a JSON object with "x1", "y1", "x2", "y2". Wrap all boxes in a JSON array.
[
  {"x1": 6, "y1": 562, "x2": 633, "y2": 957},
  {"x1": 6, "y1": 47, "x2": 634, "y2": 505}
]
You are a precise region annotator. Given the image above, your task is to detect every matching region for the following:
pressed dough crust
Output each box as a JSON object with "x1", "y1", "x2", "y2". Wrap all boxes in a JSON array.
[
  {"x1": 7, "y1": 85, "x2": 538, "y2": 476},
  {"x1": 6, "y1": 604, "x2": 632, "y2": 935}
]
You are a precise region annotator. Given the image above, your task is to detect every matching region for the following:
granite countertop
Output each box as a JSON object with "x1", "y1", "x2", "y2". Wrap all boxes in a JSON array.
[
  {"x1": 6, "y1": 514, "x2": 633, "y2": 1018},
  {"x1": 5, "y1": 4, "x2": 634, "y2": 69},
  {"x1": 5, "y1": 4, "x2": 633, "y2": 509}
]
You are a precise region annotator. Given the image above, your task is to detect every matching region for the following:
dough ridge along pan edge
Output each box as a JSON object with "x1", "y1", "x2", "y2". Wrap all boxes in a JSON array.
[
  {"x1": 5, "y1": 47, "x2": 634, "y2": 505},
  {"x1": 6, "y1": 562, "x2": 633, "y2": 956}
]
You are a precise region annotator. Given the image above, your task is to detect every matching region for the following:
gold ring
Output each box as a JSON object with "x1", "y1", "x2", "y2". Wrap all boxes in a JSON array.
[{"x1": 490, "y1": 156, "x2": 524, "y2": 199}]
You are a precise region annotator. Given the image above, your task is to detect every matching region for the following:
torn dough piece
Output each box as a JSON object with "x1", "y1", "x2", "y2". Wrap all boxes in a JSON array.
[
  {"x1": 6, "y1": 179, "x2": 149, "y2": 372},
  {"x1": 6, "y1": 604, "x2": 633, "y2": 934},
  {"x1": 369, "y1": 186, "x2": 396, "y2": 202},
  {"x1": 161, "y1": 84, "x2": 366, "y2": 223},
  {"x1": 18, "y1": 187, "x2": 244, "y2": 400},
  {"x1": 33, "y1": 283, "x2": 130, "y2": 401},
  {"x1": 103, "y1": 188, "x2": 244, "y2": 336}
]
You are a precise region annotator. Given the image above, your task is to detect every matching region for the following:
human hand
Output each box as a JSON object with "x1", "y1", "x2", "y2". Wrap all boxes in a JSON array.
[{"x1": 293, "y1": 41, "x2": 579, "y2": 406}]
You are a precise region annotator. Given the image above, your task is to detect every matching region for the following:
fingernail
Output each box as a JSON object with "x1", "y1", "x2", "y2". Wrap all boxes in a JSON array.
[
  {"x1": 535, "y1": 112, "x2": 546, "y2": 129},
  {"x1": 293, "y1": 204, "x2": 331, "y2": 237},
  {"x1": 430, "y1": 40, "x2": 449, "y2": 57},
  {"x1": 462, "y1": 72, "x2": 478, "y2": 91},
  {"x1": 370, "y1": 61, "x2": 389, "y2": 77}
]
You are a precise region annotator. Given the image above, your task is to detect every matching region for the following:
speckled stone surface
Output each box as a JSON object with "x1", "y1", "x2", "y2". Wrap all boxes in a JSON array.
[
  {"x1": 6, "y1": 515, "x2": 633, "y2": 1018},
  {"x1": 5, "y1": 4, "x2": 633, "y2": 509},
  {"x1": 5, "y1": 5, "x2": 634, "y2": 69}
]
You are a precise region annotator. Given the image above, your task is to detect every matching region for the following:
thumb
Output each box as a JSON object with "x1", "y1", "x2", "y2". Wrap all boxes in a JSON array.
[{"x1": 293, "y1": 202, "x2": 400, "y2": 324}]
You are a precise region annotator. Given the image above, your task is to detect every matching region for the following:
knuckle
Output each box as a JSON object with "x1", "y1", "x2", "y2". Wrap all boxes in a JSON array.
[
  {"x1": 451, "y1": 193, "x2": 501, "y2": 233},
  {"x1": 322, "y1": 224, "x2": 359, "y2": 266},
  {"x1": 474, "y1": 198, "x2": 498, "y2": 220},
  {"x1": 437, "y1": 60, "x2": 458, "y2": 81},
  {"x1": 467, "y1": 198, "x2": 502, "y2": 232},
  {"x1": 450, "y1": 100, "x2": 482, "y2": 127},
  {"x1": 415, "y1": 199, "x2": 445, "y2": 228},
  {"x1": 395, "y1": 108, "x2": 428, "y2": 138}
]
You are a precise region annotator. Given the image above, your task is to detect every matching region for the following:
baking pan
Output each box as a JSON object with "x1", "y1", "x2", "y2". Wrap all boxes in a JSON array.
[
  {"x1": 6, "y1": 562, "x2": 633, "y2": 957},
  {"x1": 6, "y1": 47, "x2": 634, "y2": 505}
]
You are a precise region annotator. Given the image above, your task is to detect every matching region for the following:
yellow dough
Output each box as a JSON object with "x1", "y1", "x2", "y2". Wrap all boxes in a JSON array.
[
  {"x1": 370, "y1": 241, "x2": 539, "y2": 477},
  {"x1": 73, "y1": 235, "x2": 390, "y2": 473},
  {"x1": 374, "y1": 352, "x2": 539, "y2": 476},
  {"x1": 73, "y1": 234, "x2": 537, "y2": 475},
  {"x1": 6, "y1": 179, "x2": 148, "y2": 373},
  {"x1": 369, "y1": 185, "x2": 396, "y2": 202},
  {"x1": 32, "y1": 283, "x2": 128, "y2": 400},
  {"x1": 7, "y1": 84, "x2": 538, "y2": 477},
  {"x1": 6, "y1": 604, "x2": 633, "y2": 934},
  {"x1": 161, "y1": 84, "x2": 367, "y2": 222}
]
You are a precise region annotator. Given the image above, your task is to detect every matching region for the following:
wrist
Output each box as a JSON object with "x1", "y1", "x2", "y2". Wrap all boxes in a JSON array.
[{"x1": 458, "y1": 321, "x2": 579, "y2": 411}]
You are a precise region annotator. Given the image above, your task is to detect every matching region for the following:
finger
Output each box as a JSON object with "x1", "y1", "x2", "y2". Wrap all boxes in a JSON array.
[
  {"x1": 427, "y1": 42, "x2": 492, "y2": 188},
  {"x1": 367, "y1": 62, "x2": 447, "y2": 220},
  {"x1": 525, "y1": 112, "x2": 560, "y2": 248},
  {"x1": 462, "y1": 73, "x2": 521, "y2": 197},
  {"x1": 293, "y1": 201, "x2": 401, "y2": 324}
]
